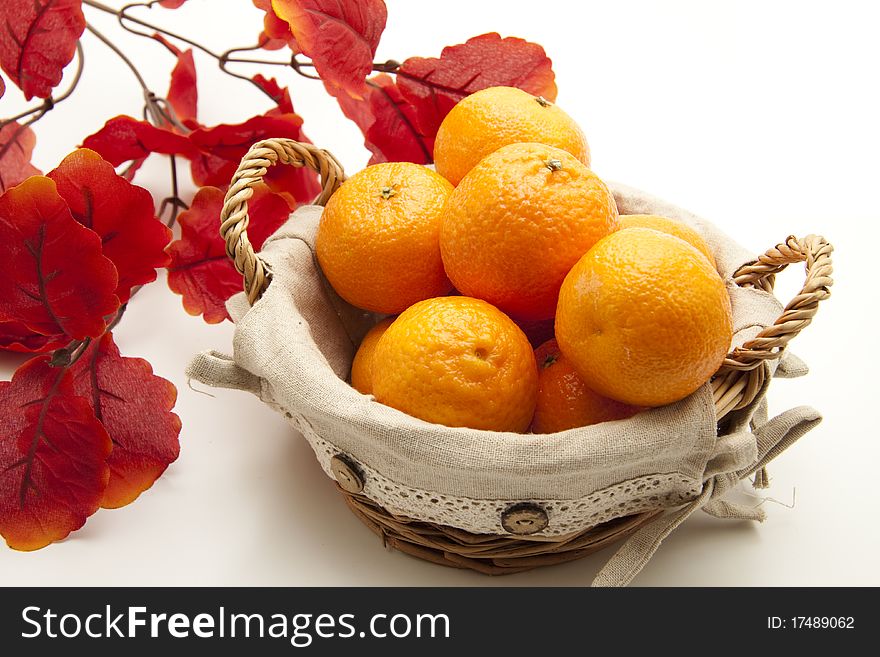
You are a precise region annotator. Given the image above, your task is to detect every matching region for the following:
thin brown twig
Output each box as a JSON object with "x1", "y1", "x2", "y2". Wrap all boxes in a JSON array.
[
  {"x1": 160, "y1": 154, "x2": 188, "y2": 228},
  {"x1": 0, "y1": 42, "x2": 85, "y2": 130},
  {"x1": 85, "y1": 20, "x2": 188, "y2": 136},
  {"x1": 217, "y1": 44, "x2": 289, "y2": 101},
  {"x1": 84, "y1": 0, "x2": 287, "y2": 103},
  {"x1": 291, "y1": 55, "x2": 477, "y2": 99},
  {"x1": 224, "y1": 57, "x2": 289, "y2": 66},
  {"x1": 85, "y1": 21, "x2": 149, "y2": 91},
  {"x1": 49, "y1": 337, "x2": 92, "y2": 368},
  {"x1": 84, "y1": 0, "x2": 224, "y2": 60}
]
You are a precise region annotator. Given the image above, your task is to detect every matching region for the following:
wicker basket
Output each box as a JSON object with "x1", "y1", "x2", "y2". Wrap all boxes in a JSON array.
[{"x1": 209, "y1": 138, "x2": 833, "y2": 578}]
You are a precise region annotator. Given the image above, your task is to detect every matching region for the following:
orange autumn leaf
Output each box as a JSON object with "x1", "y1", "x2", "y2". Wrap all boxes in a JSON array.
[
  {"x1": 166, "y1": 184, "x2": 292, "y2": 323},
  {"x1": 47, "y1": 149, "x2": 172, "y2": 304},
  {"x1": 335, "y1": 73, "x2": 432, "y2": 164},
  {"x1": 397, "y1": 33, "x2": 558, "y2": 137},
  {"x1": 0, "y1": 121, "x2": 41, "y2": 194},
  {"x1": 151, "y1": 34, "x2": 199, "y2": 126},
  {"x1": 335, "y1": 34, "x2": 557, "y2": 165},
  {"x1": 0, "y1": 0, "x2": 85, "y2": 100},
  {"x1": 253, "y1": 0, "x2": 299, "y2": 50},
  {"x1": 0, "y1": 356, "x2": 112, "y2": 551},
  {"x1": 70, "y1": 333, "x2": 181, "y2": 509},
  {"x1": 270, "y1": 0, "x2": 387, "y2": 98},
  {"x1": 0, "y1": 321, "x2": 68, "y2": 353},
  {"x1": 0, "y1": 176, "x2": 119, "y2": 342}
]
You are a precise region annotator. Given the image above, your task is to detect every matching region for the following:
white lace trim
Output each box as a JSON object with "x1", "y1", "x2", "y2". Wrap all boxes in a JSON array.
[{"x1": 275, "y1": 405, "x2": 702, "y2": 537}]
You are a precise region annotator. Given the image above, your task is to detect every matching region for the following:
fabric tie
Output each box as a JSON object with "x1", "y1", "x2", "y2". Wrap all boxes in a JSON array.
[{"x1": 591, "y1": 405, "x2": 822, "y2": 587}]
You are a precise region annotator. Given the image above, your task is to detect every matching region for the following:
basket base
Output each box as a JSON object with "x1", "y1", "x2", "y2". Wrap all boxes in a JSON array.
[{"x1": 339, "y1": 486, "x2": 662, "y2": 576}]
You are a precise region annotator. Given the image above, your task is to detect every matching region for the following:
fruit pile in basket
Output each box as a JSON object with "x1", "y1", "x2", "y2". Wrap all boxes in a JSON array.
[{"x1": 316, "y1": 86, "x2": 733, "y2": 433}]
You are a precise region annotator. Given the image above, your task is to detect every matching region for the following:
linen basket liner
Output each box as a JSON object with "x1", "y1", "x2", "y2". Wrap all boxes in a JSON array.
[{"x1": 187, "y1": 181, "x2": 823, "y2": 586}]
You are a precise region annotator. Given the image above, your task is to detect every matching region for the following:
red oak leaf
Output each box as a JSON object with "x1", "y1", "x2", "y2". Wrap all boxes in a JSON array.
[
  {"x1": 0, "y1": 121, "x2": 42, "y2": 194},
  {"x1": 396, "y1": 33, "x2": 558, "y2": 137},
  {"x1": 0, "y1": 321, "x2": 66, "y2": 353},
  {"x1": 0, "y1": 0, "x2": 86, "y2": 100},
  {"x1": 0, "y1": 356, "x2": 111, "y2": 551},
  {"x1": 47, "y1": 149, "x2": 172, "y2": 303},
  {"x1": 70, "y1": 333, "x2": 180, "y2": 509},
  {"x1": 188, "y1": 113, "x2": 321, "y2": 205},
  {"x1": 81, "y1": 115, "x2": 196, "y2": 166},
  {"x1": 159, "y1": 0, "x2": 188, "y2": 7},
  {"x1": 253, "y1": 0, "x2": 299, "y2": 51},
  {"x1": 271, "y1": 0, "x2": 387, "y2": 98},
  {"x1": 151, "y1": 34, "x2": 198, "y2": 126},
  {"x1": 336, "y1": 74, "x2": 432, "y2": 164},
  {"x1": 167, "y1": 184, "x2": 291, "y2": 323},
  {"x1": 0, "y1": 176, "x2": 119, "y2": 341},
  {"x1": 0, "y1": 74, "x2": 5, "y2": 98}
]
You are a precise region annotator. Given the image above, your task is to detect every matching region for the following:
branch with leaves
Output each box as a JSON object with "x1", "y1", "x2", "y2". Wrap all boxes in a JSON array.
[{"x1": 0, "y1": 0, "x2": 557, "y2": 550}]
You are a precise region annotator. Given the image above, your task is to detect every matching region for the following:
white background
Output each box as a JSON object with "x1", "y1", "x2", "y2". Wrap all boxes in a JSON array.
[{"x1": 1, "y1": 0, "x2": 878, "y2": 586}]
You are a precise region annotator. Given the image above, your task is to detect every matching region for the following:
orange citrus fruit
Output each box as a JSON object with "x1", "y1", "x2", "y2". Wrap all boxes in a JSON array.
[
  {"x1": 434, "y1": 86, "x2": 591, "y2": 186},
  {"x1": 315, "y1": 162, "x2": 453, "y2": 314},
  {"x1": 440, "y1": 142, "x2": 619, "y2": 321},
  {"x1": 531, "y1": 339, "x2": 642, "y2": 433},
  {"x1": 619, "y1": 214, "x2": 716, "y2": 267},
  {"x1": 556, "y1": 227, "x2": 733, "y2": 407},
  {"x1": 350, "y1": 317, "x2": 395, "y2": 395},
  {"x1": 372, "y1": 296, "x2": 537, "y2": 432}
]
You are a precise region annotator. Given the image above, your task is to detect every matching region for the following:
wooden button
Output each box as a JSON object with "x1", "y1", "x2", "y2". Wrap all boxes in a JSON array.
[
  {"x1": 501, "y1": 503, "x2": 549, "y2": 535},
  {"x1": 330, "y1": 454, "x2": 364, "y2": 494}
]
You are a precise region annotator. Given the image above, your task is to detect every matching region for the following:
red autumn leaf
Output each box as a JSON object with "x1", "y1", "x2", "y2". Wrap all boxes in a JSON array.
[
  {"x1": 252, "y1": 0, "x2": 299, "y2": 51},
  {"x1": 81, "y1": 115, "x2": 196, "y2": 166},
  {"x1": 336, "y1": 73, "x2": 432, "y2": 164},
  {"x1": 120, "y1": 156, "x2": 147, "y2": 182},
  {"x1": 0, "y1": 121, "x2": 42, "y2": 194},
  {"x1": 0, "y1": 176, "x2": 119, "y2": 340},
  {"x1": 0, "y1": 321, "x2": 66, "y2": 353},
  {"x1": 271, "y1": 0, "x2": 387, "y2": 98},
  {"x1": 0, "y1": 356, "x2": 111, "y2": 551},
  {"x1": 158, "y1": 0, "x2": 187, "y2": 7},
  {"x1": 47, "y1": 149, "x2": 172, "y2": 303},
  {"x1": 188, "y1": 113, "x2": 321, "y2": 204},
  {"x1": 167, "y1": 184, "x2": 291, "y2": 323},
  {"x1": 0, "y1": 74, "x2": 5, "y2": 98},
  {"x1": 189, "y1": 114, "x2": 306, "y2": 170},
  {"x1": 69, "y1": 333, "x2": 180, "y2": 509},
  {"x1": 396, "y1": 33, "x2": 558, "y2": 137},
  {"x1": 252, "y1": 73, "x2": 294, "y2": 114},
  {"x1": 151, "y1": 34, "x2": 198, "y2": 126},
  {"x1": 0, "y1": 0, "x2": 86, "y2": 100}
]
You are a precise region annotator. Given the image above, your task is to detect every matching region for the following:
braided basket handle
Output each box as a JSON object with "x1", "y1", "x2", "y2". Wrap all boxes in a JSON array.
[
  {"x1": 721, "y1": 234, "x2": 833, "y2": 372},
  {"x1": 220, "y1": 138, "x2": 346, "y2": 304},
  {"x1": 713, "y1": 234, "x2": 833, "y2": 419}
]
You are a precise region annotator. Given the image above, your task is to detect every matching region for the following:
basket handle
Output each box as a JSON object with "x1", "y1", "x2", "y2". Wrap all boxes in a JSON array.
[
  {"x1": 220, "y1": 138, "x2": 346, "y2": 304},
  {"x1": 720, "y1": 234, "x2": 833, "y2": 372}
]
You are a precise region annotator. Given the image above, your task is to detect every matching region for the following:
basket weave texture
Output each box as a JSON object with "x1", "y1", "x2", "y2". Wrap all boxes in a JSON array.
[{"x1": 188, "y1": 139, "x2": 832, "y2": 584}]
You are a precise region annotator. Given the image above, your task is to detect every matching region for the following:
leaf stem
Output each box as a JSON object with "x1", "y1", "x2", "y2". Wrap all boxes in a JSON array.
[
  {"x1": 0, "y1": 42, "x2": 85, "y2": 131},
  {"x1": 83, "y1": 0, "x2": 286, "y2": 103},
  {"x1": 84, "y1": 0, "x2": 223, "y2": 60},
  {"x1": 159, "y1": 154, "x2": 188, "y2": 228},
  {"x1": 291, "y1": 55, "x2": 476, "y2": 99},
  {"x1": 85, "y1": 22, "x2": 149, "y2": 91}
]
